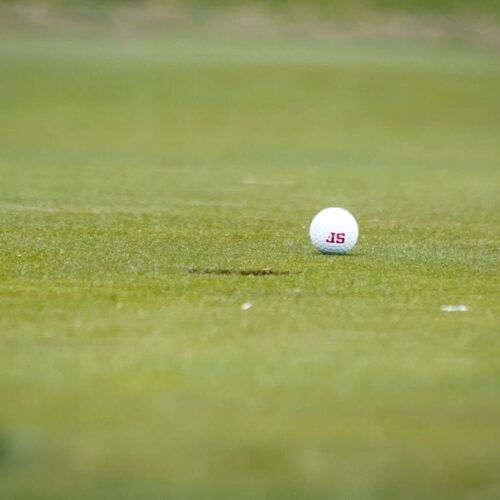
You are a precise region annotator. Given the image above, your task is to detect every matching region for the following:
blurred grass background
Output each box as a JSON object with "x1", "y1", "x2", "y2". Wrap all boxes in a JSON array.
[
  {"x1": 2, "y1": 0, "x2": 500, "y2": 49},
  {"x1": 2, "y1": 0, "x2": 500, "y2": 22},
  {"x1": 1, "y1": 0, "x2": 500, "y2": 15}
]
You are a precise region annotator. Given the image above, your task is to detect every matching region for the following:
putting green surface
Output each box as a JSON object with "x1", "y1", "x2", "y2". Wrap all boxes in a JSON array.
[{"x1": 1, "y1": 28, "x2": 500, "y2": 499}]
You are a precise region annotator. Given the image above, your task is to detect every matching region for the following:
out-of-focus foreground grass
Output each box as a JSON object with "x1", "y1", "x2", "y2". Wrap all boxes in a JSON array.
[{"x1": 0, "y1": 2, "x2": 500, "y2": 499}]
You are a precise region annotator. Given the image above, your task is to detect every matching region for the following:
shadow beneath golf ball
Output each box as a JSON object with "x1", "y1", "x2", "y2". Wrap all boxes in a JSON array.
[{"x1": 312, "y1": 252, "x2": 362, "y2": 258}]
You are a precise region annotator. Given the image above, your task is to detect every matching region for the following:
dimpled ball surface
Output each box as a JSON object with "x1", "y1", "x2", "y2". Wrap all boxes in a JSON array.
[{"x1": 309, "y1": 207, "x2": 359, "y2": 254}]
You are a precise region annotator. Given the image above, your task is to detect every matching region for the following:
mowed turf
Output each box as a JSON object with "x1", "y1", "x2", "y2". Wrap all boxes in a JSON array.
[{"x1": 0, "y1": 29, "x2": 499, "y2": 500}]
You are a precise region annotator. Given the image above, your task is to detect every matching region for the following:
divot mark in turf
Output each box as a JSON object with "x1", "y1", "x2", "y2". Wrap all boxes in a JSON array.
[{"x1": 187, "y1": 267, "x2": 292, "y2": 276}]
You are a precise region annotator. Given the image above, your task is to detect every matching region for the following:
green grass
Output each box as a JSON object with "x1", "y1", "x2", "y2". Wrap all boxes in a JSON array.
[
  {"x1": 2, "y1": 0, "x2": 500, "y2": 17},
  {"x1": 0, "y1": 26, "x2": 500, "y2": 500}
]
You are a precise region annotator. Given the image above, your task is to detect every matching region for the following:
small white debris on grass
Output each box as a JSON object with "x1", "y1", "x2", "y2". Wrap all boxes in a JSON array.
[
  {"x1": 440, "y1": 305, "x2": 469, "y2": 312},
  {"x1": 241, "y1": 302, "x2": 252, "y2": 311}
]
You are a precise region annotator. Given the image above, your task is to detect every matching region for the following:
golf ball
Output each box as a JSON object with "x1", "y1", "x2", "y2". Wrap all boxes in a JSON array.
[{"x1": 309, "y1": 207, "x2": 359, "y2": 254}]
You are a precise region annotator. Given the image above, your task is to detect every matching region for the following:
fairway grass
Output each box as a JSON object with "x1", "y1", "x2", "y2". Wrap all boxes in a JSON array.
[{"x1": 1, "y1": 27, "x2": 500, "y2": 499}]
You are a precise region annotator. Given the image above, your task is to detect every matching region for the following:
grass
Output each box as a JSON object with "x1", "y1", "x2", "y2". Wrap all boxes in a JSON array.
[
  {"x1": 0, "y1": 20, "x2": 500, "y2": 500},
  {"x1": 2, "y1": 0, "x2": 500, "y2": 17}
]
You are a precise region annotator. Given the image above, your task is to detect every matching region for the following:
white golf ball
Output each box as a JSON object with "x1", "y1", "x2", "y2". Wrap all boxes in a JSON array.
[{"x1": 309, "y1": 207, "x2": 359, "y2": 254}]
